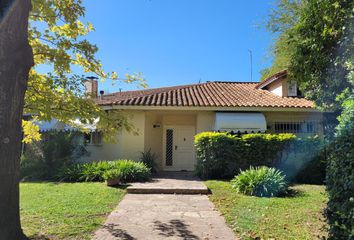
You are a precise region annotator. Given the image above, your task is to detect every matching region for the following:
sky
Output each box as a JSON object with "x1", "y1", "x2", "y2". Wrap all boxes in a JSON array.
[{"x1": 74, "y1": 1, "x2": 276, "y2": 93}]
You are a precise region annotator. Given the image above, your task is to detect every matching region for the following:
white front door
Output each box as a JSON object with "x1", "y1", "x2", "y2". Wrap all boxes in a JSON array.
[{"x1": 163, "y1": 125, "x2": 195, "y2": 171}]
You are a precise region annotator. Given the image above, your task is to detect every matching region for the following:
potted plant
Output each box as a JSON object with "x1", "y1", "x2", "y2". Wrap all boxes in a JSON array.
[{"x1": 103, "y1": 169, "x2": 122, "y2": 186}]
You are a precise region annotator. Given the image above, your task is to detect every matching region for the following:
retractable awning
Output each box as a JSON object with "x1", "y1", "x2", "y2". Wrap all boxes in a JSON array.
[{"x1": 214, "y1": 112, "x2": 267, "y2": 133}]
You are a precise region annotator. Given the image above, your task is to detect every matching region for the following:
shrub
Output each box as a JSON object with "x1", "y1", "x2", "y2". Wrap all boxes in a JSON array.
[
  {"x1": 140, "y1": 149, "x2": 158, "y2": 173},
  {"x1": 80, "y1": 161, "x2": 111, "y2": 182},
  {"x1": 194, "y1": 132, "x2": 296, "y2": 179},
  {"x1": 277, "y1": 136, "x2": 326, "y2": 184},
  {"x1": 194, "y1": 132, "x2": 326, "y2": 182},
  {"x1": 112, "y1": 160, "x2": 151, "y2": 182},
  {"x1": 56, "y1": 164, "x2": 85, "y2": 182},
  {"x1": 57, "y1": 160, "x2": 151, "y2": 183},
  {"x1": 326, "y1": 126, "x2": 354, "y2": 239},
  {"x1": 21, "y1": 132, "x2": 87, "y2": 180},
  {"x1": 103, "y1": 169, "x2": 122, "y2": 181},
  {"x1": 194, "y1": 132, "x2": 237, "y2": 179},
  {"x1": 231, "y1": 166, "x2": 287, "y2": 197}
]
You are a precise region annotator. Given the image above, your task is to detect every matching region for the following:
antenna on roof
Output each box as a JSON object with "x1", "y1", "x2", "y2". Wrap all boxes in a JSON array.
[
  {"x1": 248, "y1": 49, "x2": 253, "y2": 82},
  {"x1": 198, "y1": 78, "x2": 201, "y2": 83}
]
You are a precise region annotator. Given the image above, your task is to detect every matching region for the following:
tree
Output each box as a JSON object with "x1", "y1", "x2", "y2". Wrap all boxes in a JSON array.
[
  {"x1": 1, "y1": 0, "x2": 145, "y2": 238},
  {"x1": 265, "y1": 1, "x2": 354, "y2": 238},
  {"x1": 23, "y1": 0, "x2": 146, "y2": 142},
  {"x1": 0, "y1": 0, "x2": 33, "y2": 239}
]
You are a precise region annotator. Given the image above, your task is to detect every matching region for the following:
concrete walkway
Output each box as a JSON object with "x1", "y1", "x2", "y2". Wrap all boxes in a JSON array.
[
  {"x1": 127, "y1": 172, "x2": 209, "y2": 194},
  {"x1": 93, "y1": 173, "x2": 236, "y2": 240}
]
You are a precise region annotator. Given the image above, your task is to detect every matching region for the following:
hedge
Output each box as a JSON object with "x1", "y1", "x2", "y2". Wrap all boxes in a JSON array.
[
  {"x1": 194, "y1": 132, "x2": 325, "y2": 182},
  {"x1": 326, "y1": 127, "x2": 354, "y2": 239}
]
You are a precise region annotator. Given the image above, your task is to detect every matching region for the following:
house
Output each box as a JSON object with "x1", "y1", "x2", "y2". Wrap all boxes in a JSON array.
[{"x1": 82, "y1": 70, "x2": 323, "y2": 171}]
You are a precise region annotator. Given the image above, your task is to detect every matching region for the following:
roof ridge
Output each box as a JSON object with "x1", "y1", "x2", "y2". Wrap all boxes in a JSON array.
[
  {"x1": 211, "y1": 81, "x2": 259, "y2": 84},
  {"x1": 103, "y1": 83, "x2": 202, "y2": 97}
]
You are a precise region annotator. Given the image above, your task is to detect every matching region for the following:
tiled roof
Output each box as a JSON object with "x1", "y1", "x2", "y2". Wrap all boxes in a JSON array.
[{"x1": 96, "y1": 81, "x2": 314, "y2": 109}]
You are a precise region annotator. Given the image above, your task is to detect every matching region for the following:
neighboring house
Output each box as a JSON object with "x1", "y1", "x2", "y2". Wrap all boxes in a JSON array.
[{"x1": 82, "y1": 70, "x2": 323, "y2": 171}]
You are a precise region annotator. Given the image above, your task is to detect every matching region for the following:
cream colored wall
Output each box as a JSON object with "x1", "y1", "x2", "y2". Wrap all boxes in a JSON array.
[
  {"x1": 267, "y1": 77, "x2": 289, "y2": 97},
  {"x1": 83, "y1": 109, "x2": 323, "y2": 166},
  {"x1": 144, "y1": 111, "x2": 163, "y2": 169},
  {"x1": 144, "y1": 110, "x2": 199, "y2": 170},
  {"x1": 267, "y1": 81, "x2": 283, "y2": 97},
  {"x1": 82, "y1": 110, "x2": 145, "y2": 162},
  {"x1": 196, "y1": 111, "x2": 215, "y2": 133}
]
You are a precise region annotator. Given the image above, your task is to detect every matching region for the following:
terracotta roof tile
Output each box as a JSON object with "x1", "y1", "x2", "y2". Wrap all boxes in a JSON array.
[{"x1": 96, "y1": 81, "x2": 314, "y2": 109}]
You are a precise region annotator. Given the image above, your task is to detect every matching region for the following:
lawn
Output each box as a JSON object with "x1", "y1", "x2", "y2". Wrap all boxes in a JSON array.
[
  {"x1": 206, "y1": 181, "x2": 328, "y2": 240},
  {"x1": 20, "y1": 182, "x2": 125, "y2": 240}
]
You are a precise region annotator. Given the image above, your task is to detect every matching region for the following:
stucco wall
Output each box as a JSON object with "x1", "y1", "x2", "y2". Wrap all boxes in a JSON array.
[
  {"x1": 267, "y1": 81, "x2": 283, "y2": 97},
  {"x1": 83, "y1": 109, "x2": 323, "y2": 165},
  {"x1": 82, "y1": 110, "x2": 145, "y2": 162},
  {"x1": 196, "y1": 111, "x2": 215, "y2": 133},
  {"x1": 144, "y1": 110, "x2": 198, "y2": 170}
]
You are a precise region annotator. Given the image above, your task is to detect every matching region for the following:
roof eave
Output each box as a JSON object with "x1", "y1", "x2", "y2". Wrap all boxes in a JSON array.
[
  {"x1": 256, "y1": 70, "x2": 288, "y2": 89},
  {"x1": 100, "y1": 104, "x2": 319, "y2": 112}
]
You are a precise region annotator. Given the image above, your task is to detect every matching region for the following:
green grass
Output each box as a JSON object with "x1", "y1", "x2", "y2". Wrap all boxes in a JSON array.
[
  {"x1": 20, "y1": 182, "x2": 125, "y2": 239},
  {"x1": 206, "y1": 181, "x2": 328, "y2": 240}
]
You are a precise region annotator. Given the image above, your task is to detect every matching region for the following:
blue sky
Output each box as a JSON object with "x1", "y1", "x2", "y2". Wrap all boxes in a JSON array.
[{"x1": 81, "y1": 1, "x2": 275, "y2": 93}]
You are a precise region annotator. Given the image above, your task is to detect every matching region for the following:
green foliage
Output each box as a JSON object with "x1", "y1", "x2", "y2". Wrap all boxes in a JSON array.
[
  {"x1": 194, "y1": 132, "x2": 237, "y2": 179},
  {"x1": 113, "y1": 160, "x2": 151, "y2": 183},
  {"x1": 264, "y1": 1, "x2": 354, "y2": 238},
  {"x1": 194, "y1": 132, "x2": 295, "y2": 179},
  {"x1": 23, "y1": 1, "x2": 147, "y2": 142},
  {"x1": 207, "y1": 181, "x2": 328, "y2": 239},
  {"x1": 194, "y1": 132, "x2": 325, "y2": 183},
  {"x1": 326, "y1": 124, "x2": 354, "y2": 239},
  {"x1": 79, "y1": 161, "x2": 111, "y2": 182},
  {"x1": 103, "y1": 169, "x2": 122, "y2": 181},
  {"x1": 279, "y1": 136, "x2": 326, "y2": 184},
  {"x1": 264, "y1": 0, "x2": 354, "y2": 112},
  {"x1": 231, "y1": 167, "x2": 288, "y2": 197},
  {"x1": 140, "y1": 149, "x2": 158, "y2": 173},
  {"x1": 20, "y1": 131, "x2": 86, "y2": 180},
  {"x1": 269, "y1": 0, "x2": 354, "y2": 239},
  {"x1": 57, "y1": 160, "x2": 151, "y2": 183}
]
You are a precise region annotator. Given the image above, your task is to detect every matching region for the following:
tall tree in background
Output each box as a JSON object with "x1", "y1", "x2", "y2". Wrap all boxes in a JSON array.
[
  {"x1": 0, "y1": 0, "x2": 33, "y2": 238},
  {"x1": 265, "y1": 1, "x2": 354, "y2": 239}
]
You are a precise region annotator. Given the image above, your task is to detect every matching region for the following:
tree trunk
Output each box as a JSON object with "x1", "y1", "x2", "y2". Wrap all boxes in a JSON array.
[{"x1": 0, "y1": 0, "x2": 33, "y2": 239}]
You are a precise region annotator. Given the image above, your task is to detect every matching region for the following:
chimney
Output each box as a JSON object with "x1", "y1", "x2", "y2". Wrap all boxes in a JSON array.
[{"x1": 84, "y1": 77, "x2": 98, "y2": 98}]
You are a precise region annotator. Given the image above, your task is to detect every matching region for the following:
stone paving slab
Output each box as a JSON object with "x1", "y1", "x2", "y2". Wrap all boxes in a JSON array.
[
  {"x1": 93, "y1": 194, "x2": 236, "y2": 240},
  {"x1": 127, "y1": 172, "x2": 209, "y2": 194}
]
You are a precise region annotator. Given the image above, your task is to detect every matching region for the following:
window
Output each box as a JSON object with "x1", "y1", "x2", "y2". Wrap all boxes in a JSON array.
[
  {"x1": 273, "y1": 121, "x2": 318, "y2": 134},
  {"x1": 274, "y1": 122, "x2": 302, "y2": 133},
  {"x1": 84, "y1": 131, "x2": 102, "y2": 145}
]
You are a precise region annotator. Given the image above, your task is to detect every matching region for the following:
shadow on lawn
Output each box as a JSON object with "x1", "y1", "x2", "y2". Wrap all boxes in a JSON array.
[
  {"x1": 154, "y1": 219, "x2": 200, "y2": 240},
  {"x1": 279, "y1": 186, "x2": 306, "y2": 198}
]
